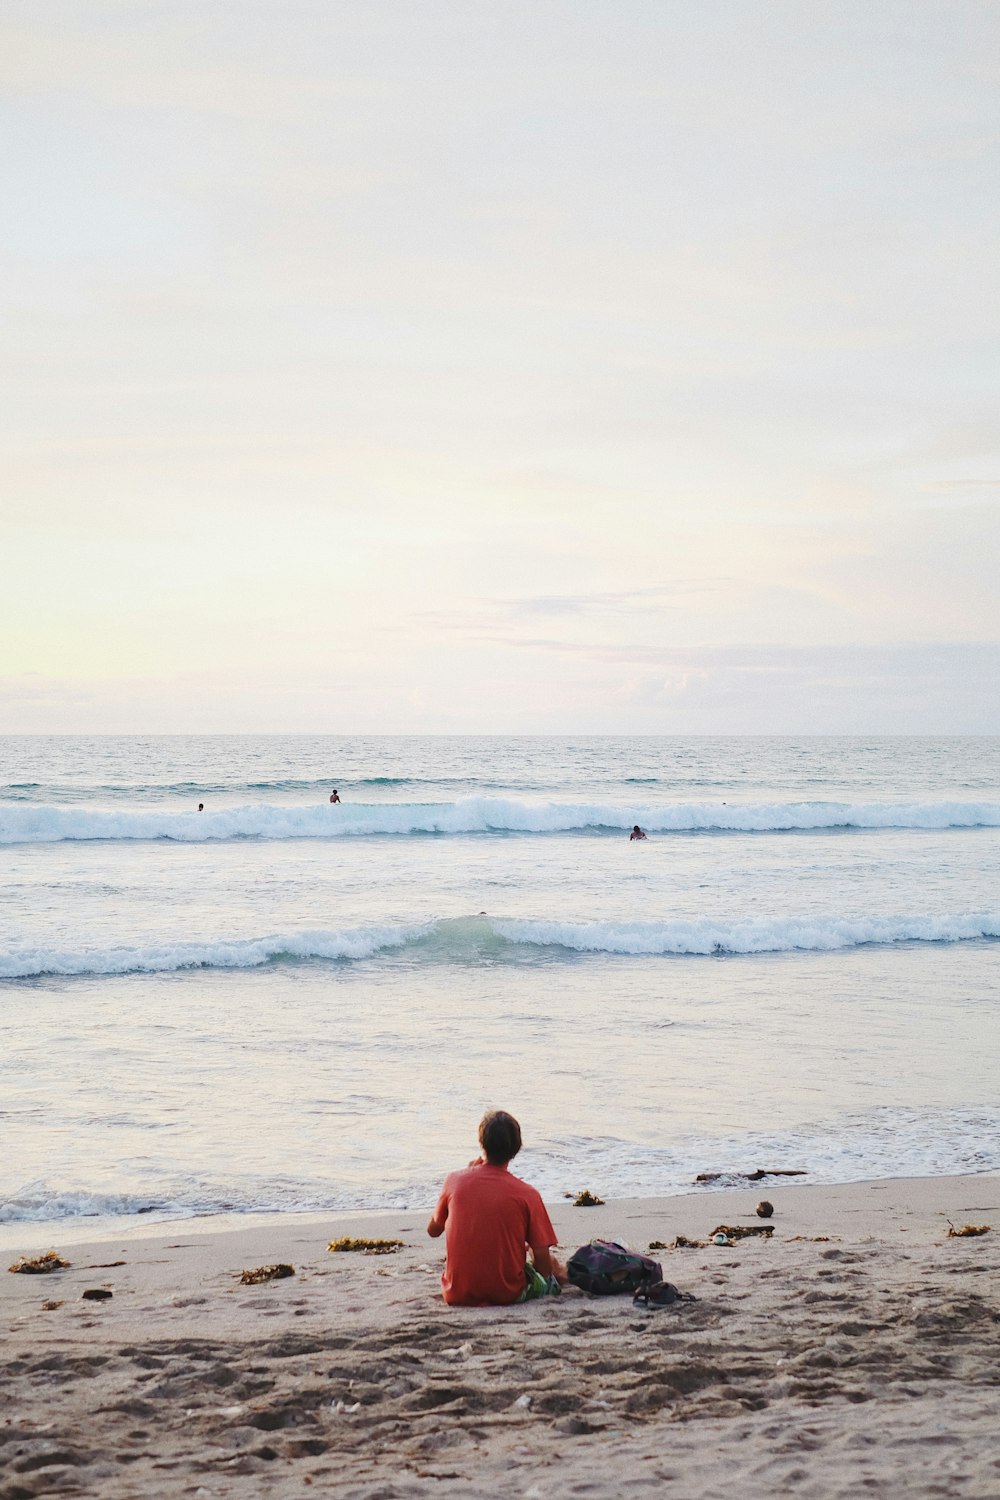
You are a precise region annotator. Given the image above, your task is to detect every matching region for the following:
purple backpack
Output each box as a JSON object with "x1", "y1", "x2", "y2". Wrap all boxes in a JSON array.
[{"x1": 567, "y1": 1239, "x2": 663, "y2": 1296}]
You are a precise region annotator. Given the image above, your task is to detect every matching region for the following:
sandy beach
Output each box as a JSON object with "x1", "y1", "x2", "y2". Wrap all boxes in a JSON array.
[{"x1": 2, "y1": 1172, "x2": 998, "y2": 1498}]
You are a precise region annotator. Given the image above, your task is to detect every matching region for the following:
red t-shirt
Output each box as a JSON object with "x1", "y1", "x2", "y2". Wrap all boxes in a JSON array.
[{"x1": 433, "y1": 1163, "x2": 557, "y2": 1307}]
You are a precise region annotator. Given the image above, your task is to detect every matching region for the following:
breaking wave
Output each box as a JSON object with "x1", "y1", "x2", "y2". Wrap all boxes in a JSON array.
[
  {"x1": 2, "y1": 797, "x2": 999, "y2": 845},
  {"x1": 0, "y1": 923, "x2": 424, "y2": 979},
  {"x1": 3, "y1": 911, "x2": 999, "y2": 980}
]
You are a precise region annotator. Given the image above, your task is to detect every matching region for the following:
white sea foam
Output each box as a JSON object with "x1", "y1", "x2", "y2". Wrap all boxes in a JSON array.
[
  {"x1": 0, "y1": 1173, "x2": 427, "y2": 1227},
  {"x1": 494, "y1": 912, "x2": 1000, "y2": 955},
  {"x1": 0, "y1": 1184, "x2": 181, "y2": 1225},
  {"x1": 3, "y1": 910, "x2": 998, "y2": 979},
  {"x1": 0, "y1": 923, "x2": 426, "y2": 979},
  {"x1": 5, "y1": 1107, "x2": 999, "y2": 1225},
  {"x1": 2, "y1": 796, "x2": 999, "y2": 844}
]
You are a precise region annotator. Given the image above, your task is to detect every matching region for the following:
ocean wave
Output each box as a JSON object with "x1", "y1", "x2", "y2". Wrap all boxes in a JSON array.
[
  {"x1": 0, "y1": 1179, "x2": 368, "y2": 1226},
  {"x1": 0, "y1": 1185, "x2": 181, "y2": 1225},
  {"x1": 2, "y1": 796, "x2": 999, "y2": 845},
  {"x1": 3, "y1": 911, "x2": 998, "y2": 980},
  {"x1": 0, "y1": 923, "x2": 425, "y2": 979},
  {"x1": 0, "y1": 775, "x2": 514, "y2": 801},
  {"x1": 496, "y1": 912, "x2": 1000, "y2": 955}
]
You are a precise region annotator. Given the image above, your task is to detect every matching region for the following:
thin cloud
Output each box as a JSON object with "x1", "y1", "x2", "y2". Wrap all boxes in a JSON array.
[
  {"x1": 513, "y1": 583, "x2": 734, "y2": 616},
  {"x1": 416, "y1": 581, "x2": 734, "y2": 631},
  {"x1": 925, "y1": 480, "x2": 1000, "y2": 489}
]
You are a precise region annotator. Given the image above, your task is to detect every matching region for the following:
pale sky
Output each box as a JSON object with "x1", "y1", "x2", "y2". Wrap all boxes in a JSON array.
[{"x1": 2, "y1": 1, "x2": 999, "y2": 733}]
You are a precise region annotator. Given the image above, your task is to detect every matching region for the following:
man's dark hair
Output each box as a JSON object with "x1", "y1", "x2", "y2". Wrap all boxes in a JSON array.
[{"x1": 478, "y1": 1109, "x2": 522, "y2": 1165}]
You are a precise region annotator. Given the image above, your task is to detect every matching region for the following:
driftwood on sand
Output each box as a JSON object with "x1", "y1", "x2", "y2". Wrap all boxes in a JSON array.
[{"x1": 695, "y1": 1168, "x2": 808, "y2": 1183}]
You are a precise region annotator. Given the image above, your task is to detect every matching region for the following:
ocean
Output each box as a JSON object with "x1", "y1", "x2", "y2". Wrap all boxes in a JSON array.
[{"x1": 2, "y1": 734, "x2": 998, "y2": 1243}]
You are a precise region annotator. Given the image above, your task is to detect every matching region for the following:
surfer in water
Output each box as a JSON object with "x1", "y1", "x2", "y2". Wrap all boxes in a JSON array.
[
  {"x1": 329, "y1": 789, "x2": 341, "y2": 804},
  {"x1": 630, "y1": 825, "x2": 647, "y2": 840}
]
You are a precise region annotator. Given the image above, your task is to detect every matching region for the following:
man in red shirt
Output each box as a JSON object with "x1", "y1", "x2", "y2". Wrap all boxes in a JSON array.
[{"x1": 427, "y1": 1110, "x2": 565, "y2": 1307}]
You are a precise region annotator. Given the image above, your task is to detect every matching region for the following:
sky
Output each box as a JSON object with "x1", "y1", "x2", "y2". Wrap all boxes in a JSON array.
[{"x1": 2, "y1": 1, "x2": 999, "y2": 733}]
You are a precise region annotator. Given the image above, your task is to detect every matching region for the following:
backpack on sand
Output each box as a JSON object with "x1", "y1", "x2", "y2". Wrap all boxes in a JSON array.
[{"x1": 566, "y1": 1239, "x2": 662, "y2": 1296}]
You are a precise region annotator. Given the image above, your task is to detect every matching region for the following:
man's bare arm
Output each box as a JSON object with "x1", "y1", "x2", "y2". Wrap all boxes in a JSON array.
[{"x1": 529, "y1": 1246, "x2": 567, "y2": 1282}]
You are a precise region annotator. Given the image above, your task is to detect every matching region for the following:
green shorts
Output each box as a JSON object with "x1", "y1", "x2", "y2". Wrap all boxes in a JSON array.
[{"x1": 517, "y1": 1263, "x2": 562, "y2": 1302}]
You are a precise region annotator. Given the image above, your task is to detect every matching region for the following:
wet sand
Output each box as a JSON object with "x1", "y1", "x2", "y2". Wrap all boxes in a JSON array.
[{"x1": 2, "y1": 1173, "x2": 999, "y2": 1498}]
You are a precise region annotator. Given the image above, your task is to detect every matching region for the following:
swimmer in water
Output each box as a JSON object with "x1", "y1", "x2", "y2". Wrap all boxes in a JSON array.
[
  {"x1": 629, "y1": 825, "x2": 647, "y2": 840},
  {"x1": 197, "y1": 803, "x2": 204, "y2": 812},
  {"x1": 329, "y1": 789, "x2": 341, "y2": 804}
]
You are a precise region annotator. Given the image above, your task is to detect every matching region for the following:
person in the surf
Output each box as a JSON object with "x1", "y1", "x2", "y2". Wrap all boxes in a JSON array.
[
  {"x1": 427, "y1": 1110, "x2": 565, "y2": 1307},
  {"x1": 197, "y1": 803, "x2": 204, "y2": 812},
  {"x1": 630, "y1": 825, "x2": 647, "y2": 840},
  {"x1": 329, "y1": 789, "x2": 341, "y2": 803}
]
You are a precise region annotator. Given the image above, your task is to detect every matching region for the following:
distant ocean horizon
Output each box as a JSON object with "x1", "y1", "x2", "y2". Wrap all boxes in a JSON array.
[{"x1": 2, "y1": 734, "x2": 998, "y2": 1240}]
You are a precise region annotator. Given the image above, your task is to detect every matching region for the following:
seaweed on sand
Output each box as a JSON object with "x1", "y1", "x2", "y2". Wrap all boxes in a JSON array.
[
  {"x1": 673, "y1": 1223, "x2": 777, "y2": 1249},
  {"x1": 328, "y1": 1237, "x2": 405, "y2": 1255},
  {"x1": 710, "y1": 1224, "x2": 775, "y2": 1241},
  {"x1": 8, "y1": 1251, "x2": 70, "y2": 1274},
  {"x1": 239, "y1": 1263, "x2": 296, "y2": 1284}
]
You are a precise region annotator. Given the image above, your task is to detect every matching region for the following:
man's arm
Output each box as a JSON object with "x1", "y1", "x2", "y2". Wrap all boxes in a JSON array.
[
  {"x1": 531, "y1": 1244, "x2": 553, "y2": 1277},
  {"x1": 529, "y1": 1244, "x2": 567, "y2": 1282},
  {"x1": 527, "y1": 1195, "x2": 566, "y2": 1283},
  {"x1": 427, "y1": 1183, "x2": 450, "y2": 1239}
]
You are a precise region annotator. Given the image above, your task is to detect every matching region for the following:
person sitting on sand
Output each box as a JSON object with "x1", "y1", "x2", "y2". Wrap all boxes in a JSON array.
[
  {"x1": 427, "y1": 1109, "x2": 566, "y2": 1306},
  {"x1": 329, "y1": 789, "x2": 341, "y2": 804},
  {"x1": 630, "y1": 824, "x2": 647, "y2": 840}
]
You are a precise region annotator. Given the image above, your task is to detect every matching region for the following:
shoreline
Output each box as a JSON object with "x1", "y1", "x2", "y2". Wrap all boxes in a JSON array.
[
  {"x1": 3, "y1": 1163, "x2": 1000, "y2": 1256},
  {"x1": 3, "y1": 1170, "x2": 998, "y2": 1497}
]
